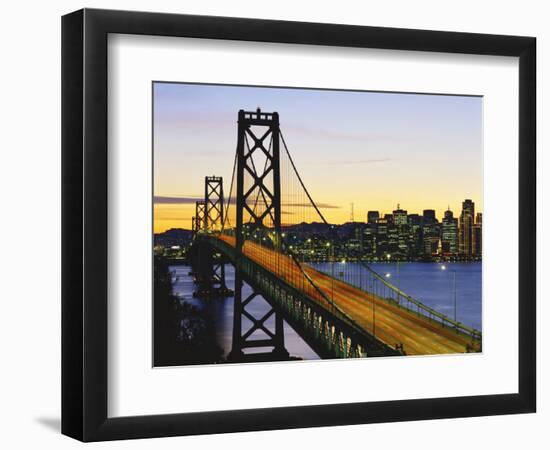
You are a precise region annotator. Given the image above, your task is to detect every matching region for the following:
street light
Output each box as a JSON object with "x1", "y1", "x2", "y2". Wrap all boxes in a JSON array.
[
  {"x1": 441, "y1": 265, "x2": 457, "y2": 324},
  {"x1": 388, "y1": 253, "x2": 400, "y2": 303},
  {"x1": 327, "y1": 241, "x2": 334, "y2": 305},
  {"x1": 372, "y1": 278, "x2": 377, "y2": 337}
]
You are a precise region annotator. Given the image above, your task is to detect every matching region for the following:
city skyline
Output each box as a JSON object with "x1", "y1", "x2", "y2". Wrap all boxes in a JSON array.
[
  {"x1": 155, "y1": 200, "x2": 483, "y2": 233},
  {"x1": 154, "y1": 82, "x2": 483, "y2": 233},
  {"x1": 156, "y1": 197, "x2": 482, "y2": 262}
]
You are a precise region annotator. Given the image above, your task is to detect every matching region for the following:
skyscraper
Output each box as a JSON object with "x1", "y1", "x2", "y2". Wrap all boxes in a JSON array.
[
  {"x1": 376, "y1": 217, "x2": 388, "y2": 257},
  {"x1": 422, "y1": 209, "x2": 439, "y2": 257},
  {"x1": 459, "y1": 199, "x2": 475, "y2": 256},
  {"x1": 441, "y1": 208, "x2": 458, "y2": 256},
  {"x1": 367, "y1": 211, "x2": 379, "y2": 224},
  {"x1": 363, "y1": 223, "x2": 377, "y2": 257},
  {"x1": 392, "y1": 204, "x2": 408, "y2": 227},
  {"x1": 407, "y1": 214, "x2": 421, "y2": 228},
  {"x1": 423, "y1": 209, "x2": 436, "y2": 225},
  {"x1": 473, "y1": 212, "x2": 482, "y2": 257},
  {"x1": 388, "y1": 224, "x2": 400, "y2": 254},
  {"x1": 407, "y1": 213, "x2": 422, "y2": 257},
  {"x1": 390, "y1": 205, "x2": 408, "y2": 256}
]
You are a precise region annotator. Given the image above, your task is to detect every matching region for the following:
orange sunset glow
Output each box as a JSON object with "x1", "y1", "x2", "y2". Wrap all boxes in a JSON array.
[{"x1": 153, "y1": 83, "x2": 482, "y2": 233}]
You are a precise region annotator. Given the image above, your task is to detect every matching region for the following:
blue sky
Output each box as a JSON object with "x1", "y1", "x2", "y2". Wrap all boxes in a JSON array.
[{"x1": 153, "y1": 82, "x2": 482, "y2": 231}]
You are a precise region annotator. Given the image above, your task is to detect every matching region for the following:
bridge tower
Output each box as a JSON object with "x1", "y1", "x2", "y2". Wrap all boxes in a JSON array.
[
  {"x1": 194, "y1": 201, "x2": 206, "y2": 232},
  {"x1": 192, "y1": 180, "x2": 232, "y2": 299},
  {"x1": 205, "y1": 176, "x2": 224, "y2": 231},
  {"x1": 228, "y1": 108, "x2": 289, "y2": 362},
  {"x1": 188, "y1": 202, "x2": 205, "y2": 276}
]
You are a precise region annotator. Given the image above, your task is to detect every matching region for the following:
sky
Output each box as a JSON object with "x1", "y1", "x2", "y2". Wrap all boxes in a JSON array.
[{"x1": 153, "y1": 82, "x2": 483, "y2": 233}]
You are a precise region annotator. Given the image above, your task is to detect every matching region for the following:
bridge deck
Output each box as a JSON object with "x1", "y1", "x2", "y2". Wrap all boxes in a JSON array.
[{"x1": 217, "y1": 235, "x2": 480, "y2": 356}]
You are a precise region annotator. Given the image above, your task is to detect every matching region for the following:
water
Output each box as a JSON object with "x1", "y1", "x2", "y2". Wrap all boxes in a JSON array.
[
  {"x1": 169, "y1": 261, "x2": 482, "y2": 362},
  {"x1": 312, "y1": 261, "x2": 482, "y2": 331},
  {"x1": 169, "y1": 264, "x2": 320, "y2": 361}
]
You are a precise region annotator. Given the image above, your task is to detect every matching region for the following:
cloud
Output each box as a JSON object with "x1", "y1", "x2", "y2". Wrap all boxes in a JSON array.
[
  {"x1": 154, "y1": 197, "x2": 340, "y2": 210},
  {"x1": 154, "y1": 196, "x2": 203, "y2": 204},
  {"x1": 155, "y1": 217, "x2": 194, "y2": 221},
  {"x1": 283, "y1": 202, "x2": 340, "y2": 209},
  {"x1": 283, "y1": 124, "x2": 398, "y2": 142},
  {"x1": 315, "y1": 158, "x2": 392, "y2": 165}
]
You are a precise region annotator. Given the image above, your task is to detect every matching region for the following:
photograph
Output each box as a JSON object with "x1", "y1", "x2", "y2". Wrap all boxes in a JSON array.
[{"x1": 152, "y1": 82, "x2": 483, "y2": 366}]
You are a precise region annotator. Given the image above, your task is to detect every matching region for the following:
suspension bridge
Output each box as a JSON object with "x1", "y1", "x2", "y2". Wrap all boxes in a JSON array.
[{"x1": 187, "y1": 108, "x2": 481, "y2": 362}]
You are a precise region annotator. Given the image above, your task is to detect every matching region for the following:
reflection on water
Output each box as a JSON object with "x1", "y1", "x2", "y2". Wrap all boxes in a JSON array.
[
  {"x1": 168, "y1": 261, "x2": 482, "y2": 363},
  {"x1": 169, "y1": 264, "x2": 320, "y2": 361}
]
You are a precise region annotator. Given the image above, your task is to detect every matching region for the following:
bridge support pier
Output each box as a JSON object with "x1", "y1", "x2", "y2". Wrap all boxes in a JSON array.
[
  {"x1": 228, "y1": 269, "x2": 289, "y2": 363},
  {"x1": 191, "y1": 241, "x2": 233, "y2": 299}
]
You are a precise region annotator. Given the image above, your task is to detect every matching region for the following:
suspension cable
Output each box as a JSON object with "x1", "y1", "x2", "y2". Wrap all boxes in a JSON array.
[
  {"x1": 280, "y1": 130, "x2": 331, "y2": 227},
  {"x1": 221, "y1": 148, "x2": 237, "y2": 231},
  {"x1": 280, "y1": 129, "x2": 481, "y2": 337}
]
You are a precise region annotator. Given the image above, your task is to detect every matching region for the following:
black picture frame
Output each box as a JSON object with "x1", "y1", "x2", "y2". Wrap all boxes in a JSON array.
[{"x1": 62, "y1": 8, "x2": 536, "y2": 442}]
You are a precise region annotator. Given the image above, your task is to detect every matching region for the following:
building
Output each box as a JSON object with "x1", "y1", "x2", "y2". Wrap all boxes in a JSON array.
[
  {"x1": 316, "y1": 203, "x2": 482, "y2": 262},
  {"x1": 392, "y1": 204, "x2": 408, "y2": 227},
  {"x1": 363, "y1": 223, "x2": 377, "y2": 257},
  {"x1": 388, "y1": 224, "x2": 400, "y2": 254},
  {"x1": 473, "y1": 212, "x2": 482, "y2": 257},
  {"x1": 441, "y1": 208, "x2": 458, "y2": 256},
  {"x1": 376, "y1": 217, "x2": 388, "y2": 257},
  {"x1": 388, "y1": 205, "x2": 408, "y2": 256},
  {"x1": 422, "y1": 209, "x2": 439, "y2": 257},
  {"x1": 459, "y1": 199, "x2": 475, "y2": 256},
  {"x1": 423, "y1": 209, "x2": 437, "y2": 225},
  {"x1": 407, "y1": 213, "x2": 421, "y2": 228},
  {"x1": 349, "y1": 223, "x2": 365, "y2": 257},
  {"x1": 367, "y1": 210, "x2": 379, "y2": 224},
  {"x1": 406, "y1": 214, "x2": 422, "y2": 257},
  {"x1": 423, "y1": 234, "x2": 440, "y2": 256}
]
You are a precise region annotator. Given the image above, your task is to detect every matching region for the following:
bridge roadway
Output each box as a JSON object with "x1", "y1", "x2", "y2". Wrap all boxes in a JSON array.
[{"x1": 216, "y1": 235, "x2": 481, "y2": 356}]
